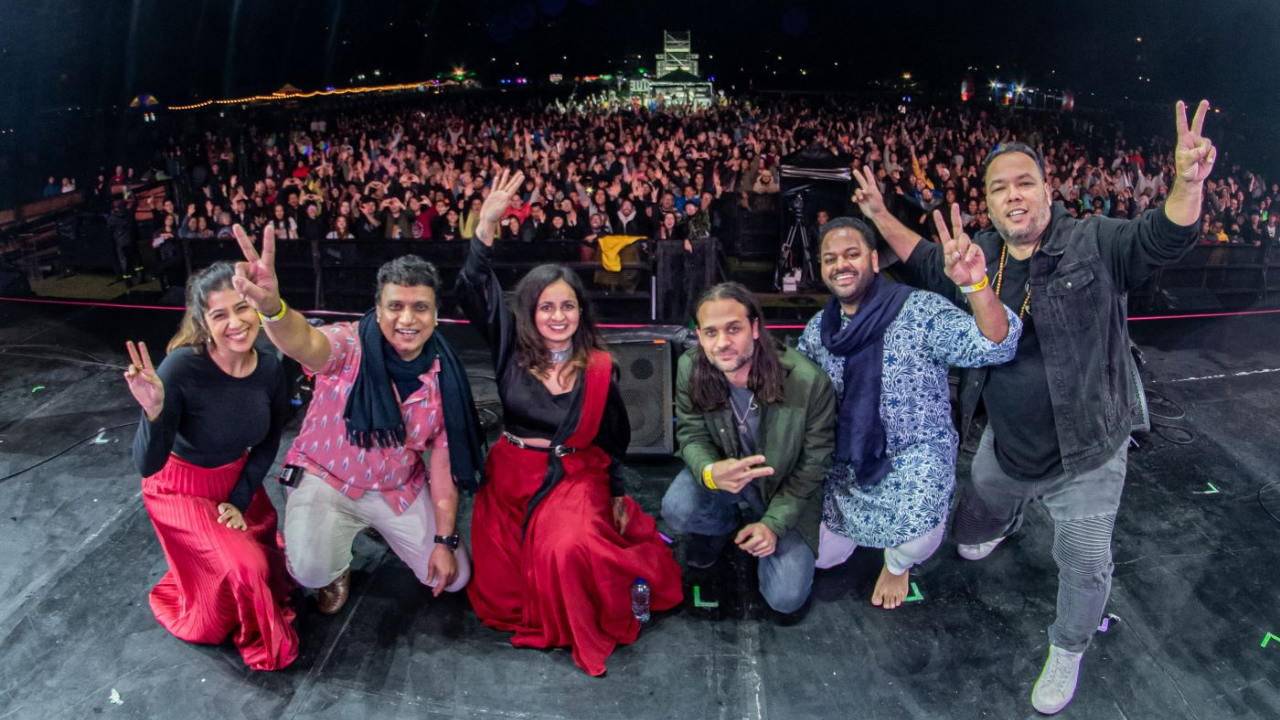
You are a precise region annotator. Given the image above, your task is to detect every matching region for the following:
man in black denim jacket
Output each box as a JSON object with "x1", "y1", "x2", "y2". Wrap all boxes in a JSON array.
[{"x1": 852, "y1": 101, "x2": 1216, "y2": 715}]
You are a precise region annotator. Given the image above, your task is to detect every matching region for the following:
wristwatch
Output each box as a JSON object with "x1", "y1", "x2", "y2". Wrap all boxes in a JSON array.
[{"x1": 434, "y1": 534, "x2": 460, "y2": 550}]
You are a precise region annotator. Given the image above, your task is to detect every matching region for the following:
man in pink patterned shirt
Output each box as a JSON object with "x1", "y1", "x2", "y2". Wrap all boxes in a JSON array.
[{"x1": 231, "y1": 225, "x2": 484, "y2": 614}]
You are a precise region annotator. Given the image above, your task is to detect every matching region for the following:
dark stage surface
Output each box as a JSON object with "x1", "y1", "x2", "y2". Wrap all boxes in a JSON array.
[{"x1": 1, "y1": 299, "x2": 1278, "y2": 720}]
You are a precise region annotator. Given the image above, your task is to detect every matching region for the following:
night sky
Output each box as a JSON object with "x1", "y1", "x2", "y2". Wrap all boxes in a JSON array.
[
  {"x1": 2, "y1": 0, "x2": 1275, "y2": 107},
  {"x1": 2, "y1": 0, "x2": 1278, "y2": 171}
]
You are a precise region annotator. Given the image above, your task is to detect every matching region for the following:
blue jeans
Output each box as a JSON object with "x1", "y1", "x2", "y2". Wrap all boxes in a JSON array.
[
  {"x1": 954, "y1": 427, "x2": 1127, "y2": 652},
  {"x1": 661, "y1": 468, "x2": 815, "y2": 613}
]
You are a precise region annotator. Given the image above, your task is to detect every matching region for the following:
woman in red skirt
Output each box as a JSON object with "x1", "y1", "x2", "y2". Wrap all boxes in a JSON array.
[
  {"x1": 459, "y1": 170, "x2": 682, "y2": 676},
  {"x1": 124, "y1": 261, "x2": 298, "y2": 671}
]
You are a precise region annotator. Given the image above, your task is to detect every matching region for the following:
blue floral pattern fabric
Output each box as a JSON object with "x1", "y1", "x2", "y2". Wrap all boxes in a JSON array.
[{"x1": 797, "y1": 290, "x2": 1020, "y2": 548}]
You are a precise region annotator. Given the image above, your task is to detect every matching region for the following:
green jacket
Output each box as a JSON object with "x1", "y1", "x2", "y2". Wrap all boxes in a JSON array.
[{"x1": 675, "y1": 345, "x2": 837, "y2": 553}]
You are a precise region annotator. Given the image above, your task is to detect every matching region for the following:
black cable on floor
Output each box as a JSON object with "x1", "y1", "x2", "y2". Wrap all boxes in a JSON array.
[
  {"x1": 1259, "y1": 481, "x2": 1280, "y2": 525},
  {"x1": 1153, "y1": 423, "x2": 1195, "y2": 445},
  {"x1": 1145, "y1": 389, "x2": 1186, "y2": 421},
  {"x1": 0, "y1": 421, "x2": 139, "y2": 485}
]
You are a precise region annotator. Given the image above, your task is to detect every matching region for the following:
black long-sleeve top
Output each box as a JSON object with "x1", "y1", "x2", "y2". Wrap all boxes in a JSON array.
[
  {"x1": 132, "y1": 347, "x2": 289, "y2": 511},
  {"x1": 458, "y1": 238, "x2": 631, "y2": 496}
]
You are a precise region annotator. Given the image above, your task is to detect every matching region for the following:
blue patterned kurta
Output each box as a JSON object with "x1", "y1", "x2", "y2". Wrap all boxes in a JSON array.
[{"x1": 797, "y1": 291, "x2": 1021, "y2": 547}]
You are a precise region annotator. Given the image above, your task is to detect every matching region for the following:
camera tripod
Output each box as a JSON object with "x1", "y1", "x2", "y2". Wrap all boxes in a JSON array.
[{"x1": 774, "y1": 217, "x2": 817, "y2": 290}]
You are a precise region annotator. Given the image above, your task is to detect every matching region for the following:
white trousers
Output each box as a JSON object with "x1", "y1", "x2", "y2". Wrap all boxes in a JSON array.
[
  {"x1": 816, "y1": 521, "x2": 945, "y2": 576},
  {"x1": 283, "y1": 472, "x2": 471, "y2": 592}
]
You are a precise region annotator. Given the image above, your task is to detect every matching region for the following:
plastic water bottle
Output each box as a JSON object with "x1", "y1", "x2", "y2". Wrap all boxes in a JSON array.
[{"x1": 631, "y1": 577, "x2": 651, "y2": 624}]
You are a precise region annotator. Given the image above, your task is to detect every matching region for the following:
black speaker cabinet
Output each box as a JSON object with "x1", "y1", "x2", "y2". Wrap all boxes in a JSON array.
[{"x1": 608, "y1": 328, "x2": 690, "y2": 456}]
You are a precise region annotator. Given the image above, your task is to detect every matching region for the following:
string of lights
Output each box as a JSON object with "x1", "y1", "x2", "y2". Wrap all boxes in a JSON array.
[{"x1": 166, "y1": 79, "x2": 451, "y2": 112}]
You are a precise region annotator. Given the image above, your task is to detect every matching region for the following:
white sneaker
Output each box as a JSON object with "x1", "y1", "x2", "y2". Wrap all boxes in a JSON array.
[
  {"x1": 1031, "y1": 645, "x2": 1084, "y2": 715},
  {"x1": 957, "y1": 535, "x2": 1006, "y2": 561}
]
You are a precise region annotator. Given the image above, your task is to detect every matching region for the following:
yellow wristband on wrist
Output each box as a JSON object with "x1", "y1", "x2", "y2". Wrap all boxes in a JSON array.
[
  {"x1": 257, "y1": 298, "x2": 289, "y2": 323},
  {"x1": 702, "y1": 463, "x2": 718, "y2": 490},
  {"x1": 960, "y1": 275, "x2": 990, "y2": 294}
]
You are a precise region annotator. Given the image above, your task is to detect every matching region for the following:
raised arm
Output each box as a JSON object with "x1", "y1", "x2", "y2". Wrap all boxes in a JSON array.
[
  {"x1": 852, "y1": 166, "x2": 922, "y2": 267},
  {"x1": 934, "y1": 204, "x2": 1010, "y2": 344},
  {"x1": 1163, "y1": 100, "x2": 1215, "y2": 227},
  {"x1": 230, "y1": 224, "x2": 330, "y2": 371}
]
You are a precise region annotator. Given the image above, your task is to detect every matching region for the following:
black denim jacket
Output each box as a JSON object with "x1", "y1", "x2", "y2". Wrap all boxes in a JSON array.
[{"x1": 904, "y1": 203, "x2": 1197, "y2": 475}]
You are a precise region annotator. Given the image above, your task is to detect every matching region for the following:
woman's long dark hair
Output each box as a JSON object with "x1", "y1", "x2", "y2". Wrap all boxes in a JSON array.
[
  {"x1": 510, "y1": 264, "x2": 607, "y2": 378},
  {"x1": 167, "y1": 262, "x2": 238, "y2": 353},
  {"x1": 689, "y1": 282, "x2": 787, "y2": 413}
]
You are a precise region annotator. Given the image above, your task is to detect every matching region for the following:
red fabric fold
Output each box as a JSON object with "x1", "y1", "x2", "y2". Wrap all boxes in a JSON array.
[
  {"x1": 142, "y1": 454, "x2": 299, "y2": 671},
  {"x1": 468, "y1": 351, "x2": 683, "y2": 675}
]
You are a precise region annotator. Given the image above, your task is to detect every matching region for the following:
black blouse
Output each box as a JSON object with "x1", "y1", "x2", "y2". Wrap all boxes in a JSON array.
[
  {"x1": 133, "y1": 347, "x2": 288, "y2": 511},
  {"x1": 458, "y1": 238, "x2": 630, "y2": 496}
]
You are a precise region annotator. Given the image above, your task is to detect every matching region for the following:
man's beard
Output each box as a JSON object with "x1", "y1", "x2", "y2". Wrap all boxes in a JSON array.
[{"x1": 993, "y1": 203, "x2": 1051, "y2": 247}]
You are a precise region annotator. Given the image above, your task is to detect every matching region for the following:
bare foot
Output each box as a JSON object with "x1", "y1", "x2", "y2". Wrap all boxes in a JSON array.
[{"x1": 871, "y1": 563, "x2": 910, "y2": 610}]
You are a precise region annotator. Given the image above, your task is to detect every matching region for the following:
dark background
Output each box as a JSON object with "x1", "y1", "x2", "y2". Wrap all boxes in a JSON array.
[{"x1": 3, "y1": 0, "x2": 1279, "y2": 203}]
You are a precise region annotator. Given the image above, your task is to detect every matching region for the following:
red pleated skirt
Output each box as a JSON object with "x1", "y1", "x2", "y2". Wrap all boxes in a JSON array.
[
  {"x1": 141, "y1": 454, "x2": 299, "y2": 671},
  {"x1": 468, "y1": 438, "x2": 683, "y2": 676}
]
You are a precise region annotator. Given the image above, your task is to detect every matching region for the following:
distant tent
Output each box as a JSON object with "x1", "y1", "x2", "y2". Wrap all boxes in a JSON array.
[
  {"x1": 275, "y1": 84, "x2": 304, "y2": 96},
  {"x1": 129, "y1": 94, "x2": 161, "y2": 108}
]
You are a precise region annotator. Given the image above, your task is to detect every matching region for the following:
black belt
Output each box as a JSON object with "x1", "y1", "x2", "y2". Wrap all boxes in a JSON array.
[{"x1": 503, "y1": 431, "x2": 578, "y2": 457}]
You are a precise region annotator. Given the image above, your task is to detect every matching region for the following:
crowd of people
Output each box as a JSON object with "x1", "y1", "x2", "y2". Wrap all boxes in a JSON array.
[
  {"x1": 106, "y1": 94, "x2": 1274, "y2": 270},
  {"x1": 120, "y1": 95, "x2": 1223, "y2": 718}
]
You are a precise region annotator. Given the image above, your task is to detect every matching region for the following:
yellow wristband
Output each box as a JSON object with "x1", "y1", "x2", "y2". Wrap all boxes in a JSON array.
[
  {"x1": 702, "y1": 463, "x2": 718, "y2": 490},
  {"x1": 257, "y1": 298, "x2": 289, "y2": 323},
  {"x1": 960, "y1": 275, "x2": 990, "y2": 294}
]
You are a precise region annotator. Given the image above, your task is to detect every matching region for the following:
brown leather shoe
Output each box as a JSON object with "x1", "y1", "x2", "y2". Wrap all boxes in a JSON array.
[{"x1": 317, "y1": 568, "x2": 351, "y2": 615}]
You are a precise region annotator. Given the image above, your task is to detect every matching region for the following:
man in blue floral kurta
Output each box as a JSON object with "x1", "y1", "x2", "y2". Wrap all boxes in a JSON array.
[{"x1": 797, "y1": 215, "x2": 1020, "y2": 608}]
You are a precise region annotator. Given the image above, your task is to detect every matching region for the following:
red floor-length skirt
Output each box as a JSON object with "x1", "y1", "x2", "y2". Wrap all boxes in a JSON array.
[
  {"x1": 142, "y1": 454, "x2": 299, "y2": 671},
  {"x1": 468, "y1": 351, "x2": 682, "y2": 676}
]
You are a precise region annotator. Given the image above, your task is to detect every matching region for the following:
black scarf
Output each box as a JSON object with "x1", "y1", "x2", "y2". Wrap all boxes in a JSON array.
[
  {"x1": 344, "y1": 311, "x2": 485, "y2": 492},
  {"x1": 819, "y1": 274, "x2": 914, "y2": 490}
]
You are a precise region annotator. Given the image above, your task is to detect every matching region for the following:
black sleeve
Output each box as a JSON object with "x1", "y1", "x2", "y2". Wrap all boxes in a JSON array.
[
  {"x1": 902, "y1": 237, "x2": 966, "y2": 307},
  {"x1": 457, "y1": 238, "x2": 517, "y2": 372},
  {"x1": 596, "y1": 381, "x2": 632, "y2": 497},
  {"x1": 226, "y1": 356, "x2": 289, "y2": 512},
  {"x1": 1098, "y1": 208, "x2": 1199, "y2": 291},
  {"x1": 132, "y1": 352, "x2": 186, "y2": 478}
]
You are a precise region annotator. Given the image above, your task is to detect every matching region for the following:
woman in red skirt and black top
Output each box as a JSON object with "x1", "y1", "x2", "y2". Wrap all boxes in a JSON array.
[
  {"x1": 459, "y1": 169, "x2": 682, "y2": 676},
  {"x1": 124, "y1": 261, "x2": 298, "y2": 671}
]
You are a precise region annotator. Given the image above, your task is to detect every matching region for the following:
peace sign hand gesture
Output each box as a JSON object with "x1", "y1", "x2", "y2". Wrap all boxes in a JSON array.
[
  {"x1": 1174, "y1": 100, "x2": 1216, "y2": 185},
  {"x1": 231, "y1": 224, "x2": 281, "y2": 316},
  {"x1": 851, "y1": 166, "x2": 886, "y2": 219},
  {"x1": 123, "y1": 340, "x2": 164, "y2": 422},
  {"x1": 935, "y1": 204, "x2": 987, "y2": 288}
]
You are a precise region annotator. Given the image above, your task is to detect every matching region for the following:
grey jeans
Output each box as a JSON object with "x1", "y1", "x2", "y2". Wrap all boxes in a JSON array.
[
  {"x1": 661, "y1": 468, "x2": 815, "y2": 613},
  {"x1": 953, "y1": 427, "x2": 1127, "y2": 652}
]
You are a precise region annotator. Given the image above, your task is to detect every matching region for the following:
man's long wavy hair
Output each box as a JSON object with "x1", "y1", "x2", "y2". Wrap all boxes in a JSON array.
[{"x1": 689, "y1": 282, "x2": 787, "y2": 413}]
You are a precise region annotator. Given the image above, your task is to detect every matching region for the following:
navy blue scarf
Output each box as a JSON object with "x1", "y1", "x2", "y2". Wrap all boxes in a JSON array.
[
  {"x1": 819, "y1": 274, "x2": 913, "y2": 489},
  {"x1": 344, "y1": 311, "x2": 485, "y2": 493}
]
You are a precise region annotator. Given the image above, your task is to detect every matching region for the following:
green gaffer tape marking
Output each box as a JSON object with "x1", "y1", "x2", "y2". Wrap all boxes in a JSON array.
[
  {"x1": 904, "y1": 582, "x2": 924, "y2": 602},
  {"x1": 693, "y1": 585, "x2": 719, "y2": 608},
  {"x1": 31, "y1": 386, "x2": 45, "y2": 393},
  {"x1": 1263, "y1": 632, "x2": 1278, "y2": 648}
]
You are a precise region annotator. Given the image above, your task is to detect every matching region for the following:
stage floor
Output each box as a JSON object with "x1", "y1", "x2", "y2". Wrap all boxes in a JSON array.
[{"x1": 0, "y1": 300, "x2": 1278, "y2": 720}]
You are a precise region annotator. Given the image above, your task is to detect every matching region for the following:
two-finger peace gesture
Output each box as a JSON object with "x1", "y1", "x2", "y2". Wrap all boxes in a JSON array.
[
  {"x1": 935, "y1": 204, "x2": 987, "y2": 287},
  {"x1": 851, "y1": 166, "x2": 886, "y2": 218},
  {"x1": 231, "y1": 224, "x2": 280, "y2": 315},
  {"x1": 1175, "y1": 100, "x2": 1216, "y2": 184},
  {"x1": 123, "y1": 340, "x2": 164, "y2": 420}
]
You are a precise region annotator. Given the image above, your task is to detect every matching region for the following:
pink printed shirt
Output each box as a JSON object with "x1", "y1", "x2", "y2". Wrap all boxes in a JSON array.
[{"x1": 284, "y1": 322, "x2": 446, "y2": 515}]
